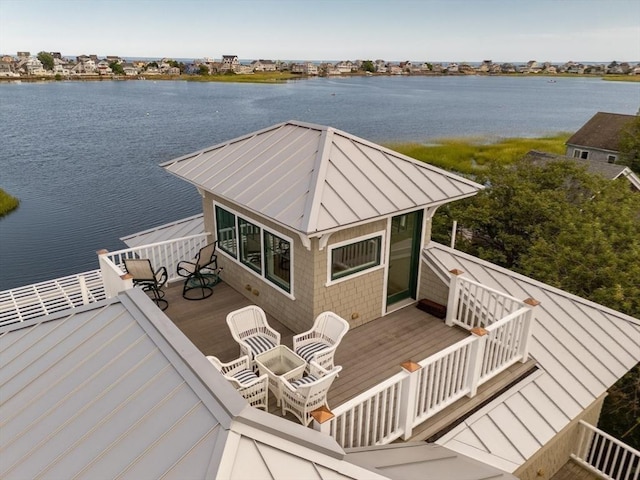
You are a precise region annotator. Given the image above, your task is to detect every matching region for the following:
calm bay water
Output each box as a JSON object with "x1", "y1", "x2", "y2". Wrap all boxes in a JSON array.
[{"x1": 1, "y1": 76, "x2": 638, "y2": 290}]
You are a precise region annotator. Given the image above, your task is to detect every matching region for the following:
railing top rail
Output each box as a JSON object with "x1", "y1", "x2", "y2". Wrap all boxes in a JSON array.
[
  {"x1": 484, "y1": 306, "x2": 532, "y2": 332},
  {"x1": 458, "y1": 276, "x2": 525, "y2": 306},
  {"x1": 104, "y1": 233, "x2": 210, "y2": 257},
  {"x1": 578, "y1": 420, "x2": 640, "y2": 456},
  {"x1": 331, "y1": 370, "x2": 407, "y2": 415},
  {"x1": 418, "y1": 335, "x2": 476, "y2": 367}
]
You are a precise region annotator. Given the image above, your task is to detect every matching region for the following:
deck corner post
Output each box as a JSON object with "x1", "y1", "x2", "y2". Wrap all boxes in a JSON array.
[
  {"x1": 467, "y1": 329, "x2": 487, "y2": 397},
  {"x1": 311, "y1": 406, "x2": 334, "y2": 435},
  {"x1": 520, "y1": 298, "x2": 539, "y2": 362},
  {"x1": 445, "y1": 269, "x2": 464, "y2": 326},
  {"x1": 399, "y1": 361, "x2": 421, "y2": 440}
]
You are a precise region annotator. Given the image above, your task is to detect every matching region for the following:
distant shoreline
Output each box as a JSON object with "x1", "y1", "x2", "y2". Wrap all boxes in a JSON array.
[{"x1": 1, "y1": 72, "x2": 638, "y2": 84}]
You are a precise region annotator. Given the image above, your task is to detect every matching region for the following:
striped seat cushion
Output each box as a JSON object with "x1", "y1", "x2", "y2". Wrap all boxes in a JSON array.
[
  {"x1": 231, "y1": 369, "x2": 258, "y2": 384},
  {"x1": 290, "y1": 375, "x2": 318, "y2": 388},
  {"x1": 295, "y1": 342, "x2": 327, "y2": 363},
  {"x1": 244, "y1": 336, "x2": 276, "y2": 356}
]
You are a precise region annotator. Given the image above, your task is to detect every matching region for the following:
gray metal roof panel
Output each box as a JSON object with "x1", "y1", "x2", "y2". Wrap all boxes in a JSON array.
[
  {"x1": 345, "y1": 442, "x2": 517, "y2": 479},
  {"x1": 120, "y1": 213, "x2": 205, "y2": 248},
  {"x1": 163, "y1": 121, "x2": 482, "y2": 236},
  {"x1": 0, "y1": 293, "x2": 231, "y2": 480}
]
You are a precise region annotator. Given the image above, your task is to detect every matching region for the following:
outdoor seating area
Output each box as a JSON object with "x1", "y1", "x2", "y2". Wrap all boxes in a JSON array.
[
  {"x1": 155, "y1": 280, "x2": 529, "y2": 434},
  {"x1": 223, "y1": 305, "x2": 348, "y2": 423}
]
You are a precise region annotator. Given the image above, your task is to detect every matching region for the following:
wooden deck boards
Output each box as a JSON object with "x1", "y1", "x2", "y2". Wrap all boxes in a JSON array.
[
  {"x1": 161, "y1": 280, "x2": 535, "y2": 435},
  {"x1": 550, "y1": 460, "x2": 601, "y2": 480}
]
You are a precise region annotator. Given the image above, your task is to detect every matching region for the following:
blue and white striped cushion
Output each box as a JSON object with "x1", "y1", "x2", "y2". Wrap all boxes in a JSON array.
[
  {"x1": 290, "y1": 375, "x2": 318, "y2": 388},
  {"x1": 232, "y1": 369, "x2": 258, "y2": 384},
  {"x1": 295, "y1": 342, "x2": 327, "y2": 363},
  {"x1": 244, "y1": 336, "x2": 276, "y2": 356}
]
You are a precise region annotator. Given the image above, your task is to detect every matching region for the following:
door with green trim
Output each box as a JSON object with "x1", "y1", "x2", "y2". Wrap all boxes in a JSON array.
[{"x1": 386, "y1": 210, "x2": 423, "y2": 307}]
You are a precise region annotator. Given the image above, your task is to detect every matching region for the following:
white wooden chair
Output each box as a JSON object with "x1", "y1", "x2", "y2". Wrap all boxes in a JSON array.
[
  {"x1": 293, "y1": 311, "x2": 349, "y2": 371},
  {"x1": 226, "y1": 305, "x2": 281, "y2": 363},
  {"x1": 207, "y1": 355, "x2": 268, "y2": 411},
  {"x1": 280, "y1": 362, "x2": 342, "y2": 426}
]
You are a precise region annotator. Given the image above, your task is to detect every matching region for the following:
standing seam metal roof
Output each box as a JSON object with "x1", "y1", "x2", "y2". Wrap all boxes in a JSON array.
[
  {"x1": 425, "y1": 243, "x2": 640, "y2": 472},
  {"x1": 0, "y1": 289, "x2": 382, "y2": 480},
  {"x1": 162, "y1": 120, "x2": 483, "y2": 236}
]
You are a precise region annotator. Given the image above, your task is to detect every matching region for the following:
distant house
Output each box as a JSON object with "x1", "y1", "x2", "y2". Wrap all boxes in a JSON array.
[
  {"x1": 565, "y1": 112, "x2": 636, "y2": 163},
  {"x1": 251, "y1": 59, "x2": 277, "y2": 72},
  {"x1": 221, "y1": 55, "x2": 239, "y2": 72},
  {"x1": 525, "y1": 150, "x2": 640, "y2": 191}
]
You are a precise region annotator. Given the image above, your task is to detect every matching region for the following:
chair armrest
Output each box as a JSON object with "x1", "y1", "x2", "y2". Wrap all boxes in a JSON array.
[
  {"x1": 292, "y1": 330, "x2": 318, "y2": 350},
  {"x1": 155, "y1": 266, "x2": 168, "y2": 286},
  {"x1": 176, "y1": 260, "x2": 197, "y2": 277}
]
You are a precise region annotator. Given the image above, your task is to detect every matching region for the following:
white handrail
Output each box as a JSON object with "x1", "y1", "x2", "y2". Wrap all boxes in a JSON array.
[
  {"x1": 572, "y1": 420, "x2": 639, "y2": 480},
  {"x1": 105, "y1": 233, "x2": 210, "y2": 284},
  {"x1": 0, "y1": 270, "x2": 106, "y2": 327}
]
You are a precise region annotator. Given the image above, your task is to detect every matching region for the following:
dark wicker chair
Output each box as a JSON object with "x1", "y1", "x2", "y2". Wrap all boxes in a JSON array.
[
  {"x1": 123, "y1": 258, "x2": 169, "y2": 310},
  {"x1": 177, "y1": 241, "x2": 219, "y2": 300}
]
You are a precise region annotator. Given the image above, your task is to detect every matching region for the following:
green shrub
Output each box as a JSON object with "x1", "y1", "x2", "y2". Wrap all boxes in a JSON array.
[{"x1": 0, "y1": 188, "x2": 20, "y2": 216}]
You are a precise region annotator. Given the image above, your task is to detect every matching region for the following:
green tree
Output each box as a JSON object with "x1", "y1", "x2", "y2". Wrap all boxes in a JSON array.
[
  {"x1": 361, "y1": 60, "x2": 375, "y2": 73},
  {"x1": 109, "y1": 61, "x2": 124, "y2": 75},
  {"x1": 37, "y1": 51, "x2": 54, "y2": 70},
  {"x1": 198, "y1": 64, "x2": 210, "y2": 76},
  {"x1": 618, "y1": 114, "x2": 640, "y2": 173},
  {"x1": 435, "y1": 158, "x2": 640, "y2": 317}
]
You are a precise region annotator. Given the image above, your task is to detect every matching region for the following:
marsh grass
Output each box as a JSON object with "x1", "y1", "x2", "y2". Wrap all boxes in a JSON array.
[
  {"x1": 0, "y1": 188, "x2": 19, "y2": 217},
  {"x1": 185, "y1": 71, "x2": 298, "y2": 83},
  {"x1": 385, "y1": 134, "x2": 571, "y2": 174}
]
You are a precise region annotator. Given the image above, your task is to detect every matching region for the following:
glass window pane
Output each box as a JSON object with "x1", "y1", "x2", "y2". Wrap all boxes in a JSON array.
[
  {"x1": 264, "y1": 231, "x2": 291, "y2": 292},
  {"x1": 239, "y1": 217, "x2": 262, "y2": 273},
  {"x1": 331, "y1": 236, "x2": 381, "y2": 280},
  {"x1": 216, "y1": 206, "x2": 237, "y2": 257}
]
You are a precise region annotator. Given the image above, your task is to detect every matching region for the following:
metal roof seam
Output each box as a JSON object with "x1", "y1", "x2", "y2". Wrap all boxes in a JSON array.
[{"x1": 301, "y1": 127, "x2": 333, "y2": 234}]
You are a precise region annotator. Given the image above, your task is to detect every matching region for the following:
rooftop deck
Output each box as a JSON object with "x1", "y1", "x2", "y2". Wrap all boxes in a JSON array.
[{"x1": 161, "y1": 279, "x2": 536, "y2": 433}]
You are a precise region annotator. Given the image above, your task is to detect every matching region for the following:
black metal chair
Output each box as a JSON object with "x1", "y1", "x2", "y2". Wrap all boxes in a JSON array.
[
  {"x1": 123, "y1": 258, "x2": 169, "y2": 310},
  {"x1": 176, "y1": 241, "x2": 220, "y2": 300}
]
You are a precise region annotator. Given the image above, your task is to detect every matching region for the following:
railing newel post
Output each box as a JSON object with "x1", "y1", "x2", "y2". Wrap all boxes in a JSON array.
[
  {"x1": 520, "y1": 298, "x2": 539, "y2": 362},
  {"x1": 399, "y1": 361, "x2": 421, "y2": 441},
  {"x1": 467, "y1": 327, "x2": 488, "y2": 397},
  {"x1": 446, "y1": 269, "x2": 464, "y2": 326}
]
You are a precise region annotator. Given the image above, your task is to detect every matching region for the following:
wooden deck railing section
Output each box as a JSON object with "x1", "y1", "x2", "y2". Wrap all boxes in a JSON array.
[
  {"x1": 572, "y1": 420, "x2": 640, "y2": 480},
  {"x1": 98, "y1": 233, "x2": 211, "y2": 296},
  {"x1": 315, "y1": 269, "x2": 537, "y2": 448}
]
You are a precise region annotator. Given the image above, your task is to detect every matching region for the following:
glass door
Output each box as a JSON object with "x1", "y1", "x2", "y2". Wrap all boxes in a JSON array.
[{"x1": 386, "y1": 210, "x2": 423, "y2": 307}]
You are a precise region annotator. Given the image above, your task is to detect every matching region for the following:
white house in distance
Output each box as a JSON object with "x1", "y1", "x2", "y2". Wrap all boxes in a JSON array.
[{"x1": 1, "y1": 121, "x2": 638, "y2": 480}]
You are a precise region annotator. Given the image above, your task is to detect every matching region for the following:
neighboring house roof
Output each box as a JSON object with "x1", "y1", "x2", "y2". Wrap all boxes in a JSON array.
[
  {"x1": 161, "y1": 120, "x2": 483, "y2": 237},
  {"x1": 566, "y1": 112, "x2": 635, "y2": 152},
  {"x1": 0, "y1": 287, "x2": 515, "y2": 480},
  {"x1": 525, "y1": 150, "x2": 640, "y2": 190},
  {"x1": 424, "y1": 243, "x2": 640, "y2": 473}
]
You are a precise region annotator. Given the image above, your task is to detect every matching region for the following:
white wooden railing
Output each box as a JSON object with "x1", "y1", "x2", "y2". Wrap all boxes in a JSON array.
[
  {"x1": 315, "y1": 269, "x2": 536, "y2": 448},
  {"x1": 99, "y1": 233, "x2": 211, "y2": 294},
  {"x1": 446, "y1": 269, "x2": 525, "y2": 330},
  {"x1": 572, "y1": 421, "x2": 640, "y2": 480},
  {"x1": 0, "y1": 270, "x2": 106, "y2": 327}
]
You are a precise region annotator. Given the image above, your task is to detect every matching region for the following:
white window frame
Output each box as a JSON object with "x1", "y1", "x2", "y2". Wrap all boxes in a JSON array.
[
  {"x1": 326, "y1": 231, "x2": 385, "y2": 286},
  {"x1": 213, "y1": 202, "x2": 294, "y2": 299}
]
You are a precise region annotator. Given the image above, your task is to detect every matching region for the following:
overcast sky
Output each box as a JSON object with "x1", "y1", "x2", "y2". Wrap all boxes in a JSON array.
[{"x1": 1, "y1": 0, "x2": 639, "y2": 62}]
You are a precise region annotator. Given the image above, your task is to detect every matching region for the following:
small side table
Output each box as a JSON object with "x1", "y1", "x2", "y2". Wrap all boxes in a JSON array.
[{"x1": 255, "y1": 345, "x2": 306, "y2": 406}]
